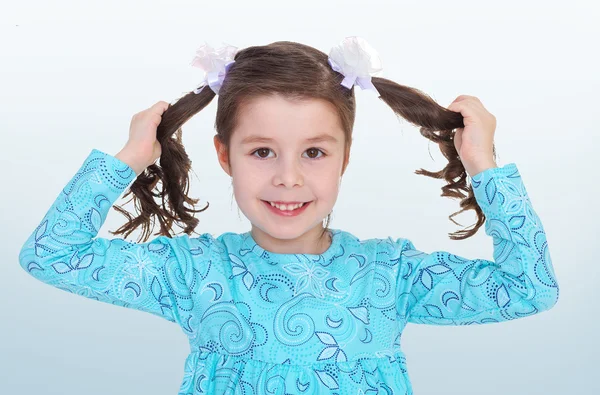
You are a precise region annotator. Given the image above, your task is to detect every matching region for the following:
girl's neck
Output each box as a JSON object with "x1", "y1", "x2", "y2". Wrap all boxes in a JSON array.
[{"x1": 250, "y1": 225, "x2": 331, "y2": 255}]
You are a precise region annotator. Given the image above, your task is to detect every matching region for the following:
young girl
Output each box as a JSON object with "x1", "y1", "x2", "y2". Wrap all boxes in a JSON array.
[{"x1": 19, "y1": 37, "x2": 559, "y2": 394}]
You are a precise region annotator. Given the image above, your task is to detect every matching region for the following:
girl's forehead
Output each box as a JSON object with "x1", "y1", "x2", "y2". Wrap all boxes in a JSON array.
[
  {"x1": 239, "y1": 95, "x2": 339, "y2": 123},
  {"x1": 233, "y1": 96, "x2": 344, "y2": 143}
]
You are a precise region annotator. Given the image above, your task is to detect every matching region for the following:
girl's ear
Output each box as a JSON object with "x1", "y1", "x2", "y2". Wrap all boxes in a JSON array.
[
  {"x1": 213, "y1": 135, "x2": 232, "y2": 176},
  {"x1": 341, "y1": 146, "x2": 350, "y2": 176}
]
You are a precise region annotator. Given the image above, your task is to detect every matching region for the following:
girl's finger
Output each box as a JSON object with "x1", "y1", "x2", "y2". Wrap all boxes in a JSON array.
[
  {"x1": 150, "y1": 101, "x2": 170, "y2": 116},
  {"x1": 447, "y1": 101, "x2": 466, "y2": 113},
  {"x1": 454, "y1": 95, "x2": 480, "y2": 103}
]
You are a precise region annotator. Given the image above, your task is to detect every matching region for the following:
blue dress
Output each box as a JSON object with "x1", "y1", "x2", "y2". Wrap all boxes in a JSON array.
[{"x1": 19, "y1": 149, "x2": 559, "y2": 394}]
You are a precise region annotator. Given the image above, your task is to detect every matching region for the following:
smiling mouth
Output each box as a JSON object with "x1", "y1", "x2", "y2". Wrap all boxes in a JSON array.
[
  {"x1": 260, "y1": 200, "x2": 314, "y2": 213},
  {"x1": 261, "y1": 200, "x2": 312, "y2": 207}
]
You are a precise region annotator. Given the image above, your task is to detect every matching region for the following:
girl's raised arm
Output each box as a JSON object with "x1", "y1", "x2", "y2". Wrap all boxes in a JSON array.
[
  {"x1": 395, "y1": 163, "x2": 559, "y2": 325},
  {"x1": 18, "y1": 148, "x2": 214, "y2": 328}
]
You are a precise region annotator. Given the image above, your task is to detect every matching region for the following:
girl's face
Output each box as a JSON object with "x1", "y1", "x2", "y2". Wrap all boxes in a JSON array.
[{"x1": 214, "y1": 94, "x2": 349, "y2": 253}]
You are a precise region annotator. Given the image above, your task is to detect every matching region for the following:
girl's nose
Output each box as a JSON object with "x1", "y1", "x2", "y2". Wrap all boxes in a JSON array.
[{"x1": 273, "y1": 157, "x2": 303, "y2": 188}]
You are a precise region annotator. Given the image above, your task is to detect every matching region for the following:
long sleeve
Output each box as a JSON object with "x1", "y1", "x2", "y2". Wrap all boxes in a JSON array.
[
  {"x1": 18, "y1": 149, "x2": 214, "y2": 328},
  {"x1": 395, "y1": 163, "x2": 559, "y2": 325}
]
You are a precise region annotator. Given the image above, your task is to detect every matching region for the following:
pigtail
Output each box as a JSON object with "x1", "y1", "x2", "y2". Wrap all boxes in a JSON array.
[
  {"x1": 108, "y1": 85, "x2": 217, "y2": 242},
  {"x1": 371, "y1": 77, "x2": 497, "y2": 240}
]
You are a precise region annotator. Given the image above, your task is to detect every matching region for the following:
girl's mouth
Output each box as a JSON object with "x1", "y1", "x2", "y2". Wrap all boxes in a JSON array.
[{"x1": 261, "y1": 200, "x2": 312, "y2": 217}]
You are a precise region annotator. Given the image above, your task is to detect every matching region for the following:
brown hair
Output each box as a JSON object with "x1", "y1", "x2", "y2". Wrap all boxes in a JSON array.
[{"x1": 109, "y1": 40, "x2": 496, "y2": 243}]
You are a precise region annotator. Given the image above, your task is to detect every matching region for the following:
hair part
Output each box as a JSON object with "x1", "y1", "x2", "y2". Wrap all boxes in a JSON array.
[{"x1": 110, "y1": 40, "x2": 495, "y2": 243}]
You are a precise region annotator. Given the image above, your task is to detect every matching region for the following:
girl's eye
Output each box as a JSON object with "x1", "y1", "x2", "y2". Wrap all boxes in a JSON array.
[
  {"x1": 304, "y1": 148, "x2": 325, "y2": 159},
  {"x1": 252, "y1": 148, "x2": 273, "y2": 159},
  {"x1": 251, "y1": 148, "x2": 326, "y2": 159}
]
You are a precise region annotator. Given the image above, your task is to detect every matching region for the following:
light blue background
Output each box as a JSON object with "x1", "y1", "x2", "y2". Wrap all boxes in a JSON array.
[{"x1": 2, "y1": 0, "x2": 597, "y2": 393}]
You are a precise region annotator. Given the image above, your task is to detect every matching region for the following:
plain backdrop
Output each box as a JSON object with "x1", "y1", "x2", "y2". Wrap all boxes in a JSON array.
[{"x1": 1, "y1": 1, "x2": 598, "y2": 394}]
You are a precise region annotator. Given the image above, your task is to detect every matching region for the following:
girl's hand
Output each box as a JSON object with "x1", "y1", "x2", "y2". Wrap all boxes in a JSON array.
[
  {"x1": 116, "y1": 101, "x2": 170, "y2": 176},
  {"x1": 447, "y1": 95, "x2": 497, "y2": 177}
]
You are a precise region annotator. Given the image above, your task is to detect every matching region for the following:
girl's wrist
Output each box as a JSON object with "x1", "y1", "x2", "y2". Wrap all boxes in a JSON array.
[
  {"x1": 115, "y1": 149, "x2": 145, "y2": 176},
  {"x1": 465, "y1": 161, "x2": 497, "y2": 178}
]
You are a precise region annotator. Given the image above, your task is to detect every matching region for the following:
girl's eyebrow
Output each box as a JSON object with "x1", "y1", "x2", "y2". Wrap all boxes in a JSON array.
[{"x1": 240, "y1": 133, "x2": 339, "y2": 145}]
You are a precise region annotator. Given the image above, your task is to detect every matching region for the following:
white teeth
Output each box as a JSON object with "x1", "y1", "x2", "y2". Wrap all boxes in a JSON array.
[{"x1": 269, "y1": 202, "x2": 305, "y2": 211}]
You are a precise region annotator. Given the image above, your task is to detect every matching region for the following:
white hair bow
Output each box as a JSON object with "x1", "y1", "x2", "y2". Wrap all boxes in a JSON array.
[
  {"x1": 327, "y1": 36, "x2": 383, "y2": 96},
  {"x1": 190, "y1": 42, "x2": 238, "y2": 95}
]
